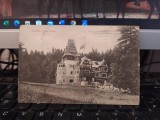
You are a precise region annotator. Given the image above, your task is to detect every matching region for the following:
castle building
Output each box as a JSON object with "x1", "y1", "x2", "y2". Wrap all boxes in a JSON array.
[
  {"x1": 56, "y1": 39, "x2": 80, "y2": 84},
  {"x1": 80, "y1": 57, "x2": 108, "y2": 84},
  {"x1": 79, "y1": 56, "x2": 93, "y2": 84},
  {"x1": 56, "y1": 39, "x2": 108, "y2": 85},
  {"x1": 92, "y1": 59, "x2": 108, "y2": 82}
]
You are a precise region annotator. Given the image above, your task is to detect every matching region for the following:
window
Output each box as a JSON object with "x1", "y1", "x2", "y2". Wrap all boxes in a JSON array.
[
  {"x1": 70, "y1": 79, "x2": 73, "y2": 83},
  {"x1": 69, "y1": 65, "x2": 74, "y2": 68},
  {"x1": 101, "y1": 67, "x2": 106, "y2": 72},
  {"x1": 95, "y1": 73, "x2": 99, "y2": 77},
  {"x1": 102, "y1": 73, "x2": 107, "y2": 78},
  {"x1": 59, "y1": 64, "x2": 64, "y2": 67},
  {"x1": 68, "y1": 56, "x2": 75, "y2": 60},
  {"x1": 83, "y1": 70, "x2": 90, "y2": 75},
  {"x1": 71, "y1": 71, "x2": 73, "y2": 74}
]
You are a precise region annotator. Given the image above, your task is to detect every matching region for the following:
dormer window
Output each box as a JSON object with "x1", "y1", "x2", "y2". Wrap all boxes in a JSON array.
[{"x1": 84, "y1": 60, "x2": 88, "y2": 62}]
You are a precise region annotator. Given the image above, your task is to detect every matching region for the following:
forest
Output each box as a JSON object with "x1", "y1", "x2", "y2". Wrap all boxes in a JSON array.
[{"x1": 19, "y1": 26, "x2": 139, "y2": 95}]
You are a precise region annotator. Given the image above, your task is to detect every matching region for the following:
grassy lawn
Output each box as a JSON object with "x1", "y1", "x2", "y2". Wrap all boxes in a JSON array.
[{"x1": 18, "y1": 81, "x2": 139, "y2": 105}]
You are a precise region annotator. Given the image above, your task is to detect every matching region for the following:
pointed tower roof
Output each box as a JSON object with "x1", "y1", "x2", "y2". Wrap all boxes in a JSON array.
[{"x1": 66, "y1": 39, "x2": 77, "y2": 54}]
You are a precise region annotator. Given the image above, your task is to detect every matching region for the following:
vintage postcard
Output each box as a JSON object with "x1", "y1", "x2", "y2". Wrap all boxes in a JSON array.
[{"x1": 19, "y1": 25, "x2": 140, "y2": 105}]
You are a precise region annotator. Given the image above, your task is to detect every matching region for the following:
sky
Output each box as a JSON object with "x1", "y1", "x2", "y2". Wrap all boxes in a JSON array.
[{"x1": 20, "y1": 25, "x2": 121, "y2": 54}]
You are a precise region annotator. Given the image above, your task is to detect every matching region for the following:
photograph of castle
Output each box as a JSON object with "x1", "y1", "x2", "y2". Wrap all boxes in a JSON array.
[
  {"x1": 56, "y1": 39, "x2": 108, "y2": 86},
  {"x1": 19, "y1": 25, "x2": 140, "y2": 105}
]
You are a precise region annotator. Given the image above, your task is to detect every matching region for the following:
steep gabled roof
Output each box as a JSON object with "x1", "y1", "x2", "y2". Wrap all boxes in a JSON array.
[
  {"x1": 65, "y1": 39, "x2": 78, "y2": 54},
  {"x1": 92, "y1": 59, "x2": 106, "y2": 68},
  {"x1": 98, "y1": 59, "x2": 106, "y2": 66},
  {"x1": 80, "y1": 56, "x2": 107, "y2": 68},
  {"x1": 80, "y1": 56, "x2": 92, "y2": 65}
]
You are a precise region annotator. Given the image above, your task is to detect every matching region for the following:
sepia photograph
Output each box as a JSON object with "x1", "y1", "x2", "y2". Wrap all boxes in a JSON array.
[
  {"x1": 19, "y1": 25, "x2": 140, "y2": 105},
  {"x1": 0, "y1": 0, "x2": 160, "y2": 19}
]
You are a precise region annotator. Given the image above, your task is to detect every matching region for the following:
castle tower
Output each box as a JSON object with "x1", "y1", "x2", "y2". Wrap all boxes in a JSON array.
[
  {"x1": 56, "y1": 39, "x2": 80, "y2": 84},
  {"x1": 62, "y1": 39, "x2": 80, "y2": 62},
  {"x1": 66, "y1": 39, "x2": 78, "y2": 54}
]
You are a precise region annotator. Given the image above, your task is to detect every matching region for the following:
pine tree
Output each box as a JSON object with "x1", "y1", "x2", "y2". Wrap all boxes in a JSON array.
[{"x1": 112, "y1": 26, "x2": 139, "y2": 95}]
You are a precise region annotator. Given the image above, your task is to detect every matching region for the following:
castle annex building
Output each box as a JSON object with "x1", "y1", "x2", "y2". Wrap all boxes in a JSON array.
[{"x1": 56, "y1": 39, "x2": 108, "y2": 85}]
